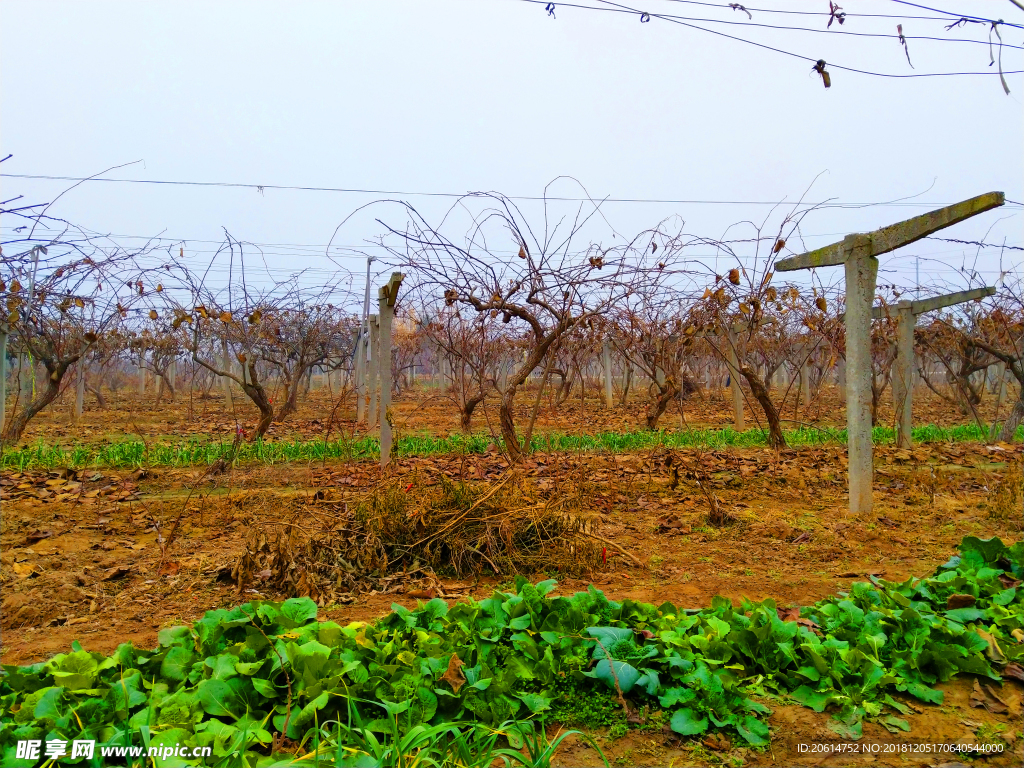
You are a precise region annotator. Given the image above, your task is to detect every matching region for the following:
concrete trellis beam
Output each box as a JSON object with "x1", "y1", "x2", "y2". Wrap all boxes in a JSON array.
[{"x1": 776, "y1": 191, "x2": 1004, "y2": 514}]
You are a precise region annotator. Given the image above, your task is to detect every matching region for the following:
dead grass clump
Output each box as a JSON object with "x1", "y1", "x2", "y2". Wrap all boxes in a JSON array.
[
  {"x1": 232, "y1": 471, "x2": 601, "y2": 603},
  {"x1": 989, "y1": 457, "x2": 1023, "y2": 528}
]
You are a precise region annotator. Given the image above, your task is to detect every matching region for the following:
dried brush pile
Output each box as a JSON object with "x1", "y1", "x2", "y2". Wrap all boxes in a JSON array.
[{"x1": 232, "y1": 472, "x2": 601, "y2": 604}]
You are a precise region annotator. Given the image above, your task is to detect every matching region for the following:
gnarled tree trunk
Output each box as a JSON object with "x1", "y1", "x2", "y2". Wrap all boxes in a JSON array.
[
  {"x1": 740, "y1": 364, "x2": 786, "y2": 449},
  {"x1": 1, "y1": 357, "x2": 76, "y2": 446}
]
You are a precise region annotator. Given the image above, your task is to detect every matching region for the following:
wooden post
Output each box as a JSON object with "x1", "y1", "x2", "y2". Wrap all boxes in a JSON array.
[
  {"x1": 378, "y1": 273, "x2": 404, "y2": 468},
  {"x1": 603, "y1": 340, "x2": 613, "y2": 409},
  {"x1": 725, "y1": 327, "x2": 744, "y2": 431},
  {"x1": 777, "y1": 192, "x2": 1004, "y2": 514},
  {"x1": 368, "y1": 316, "x2": 379, "y2": 429}
]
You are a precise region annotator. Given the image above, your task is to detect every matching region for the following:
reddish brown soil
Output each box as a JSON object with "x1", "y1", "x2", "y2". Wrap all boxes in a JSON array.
[{"x1": 2, "y1": 432, "x2": 1022, "y2": 766}]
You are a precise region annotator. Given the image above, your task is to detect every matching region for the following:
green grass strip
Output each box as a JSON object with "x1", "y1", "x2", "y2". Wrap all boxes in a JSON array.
[{"x1": 2, "y1": 422, "x2": 1020, "y2": 471}]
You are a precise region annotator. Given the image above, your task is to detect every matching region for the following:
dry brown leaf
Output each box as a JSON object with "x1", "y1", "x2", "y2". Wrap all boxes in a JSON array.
[
  {"x1": 947, "y1": 593, "x2": 977, "y2": 609},
  {"x1": 1003, "y1": 662, "x2": 1024, "y2": 684},
  {"x1": 975, "y1": 629, "x2": 1006, "y2": 665},
  {"x1": 970, "y1": 680, "x2": 1009, "y2": 714},
  {"x1": 440, "y1": 653, "x2": 466, "y2": 693}
]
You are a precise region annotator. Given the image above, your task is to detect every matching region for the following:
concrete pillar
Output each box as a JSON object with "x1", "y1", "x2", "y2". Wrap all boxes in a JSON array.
[
  {"x1": 138, "y1": 351, "x2": 146, "y2": 395},
  {"x1": 892, "y1": 305, "x2": 915, "y2": 449},
  {"x1": 167, "y1": 360, "x2": 176, "y2": 390},
  {"x1": 220, "y1": 337, "x2": 233, "y2": 409},
  {"x1": 603, "y1": 340, "x2": 613, "y2": 408},
  {"x1": 20, "y1": 355, "x2": 32, "y2": 395},
  {"x1": 355, "y1": 333, "x2": 367, "y2": 423},
  {"x1": 844, "y1": 252, "x2": 879, "y2": 514},
  {"x1": 726, "y1": 328, "x2": 744, "y2": 431},
  {"x1": 74, "y1": 361, "x2": 85, "y2": 421},
  {"x1": 800, "y1": 363, "x2": 811, "y2": 409},
  {"x1": 378, "y1": 301, "x2": 394, "y2": 467},
  {"x1": 368, "y1": 316, "x2": 379, "y2": 429},
  {"x1": 0, "y1": 329, "x2": 7, "y2": 436}
]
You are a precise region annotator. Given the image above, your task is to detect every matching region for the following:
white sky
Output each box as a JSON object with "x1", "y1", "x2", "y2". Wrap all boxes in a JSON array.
[{"x1": 2, "y1": 0, "x2": 1022, "y2": 304}]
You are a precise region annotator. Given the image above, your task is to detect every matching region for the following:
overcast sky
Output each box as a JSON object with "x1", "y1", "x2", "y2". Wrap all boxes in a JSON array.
[{"x1": 2, "y1": 0, "x2": 1022, "y2": 303}]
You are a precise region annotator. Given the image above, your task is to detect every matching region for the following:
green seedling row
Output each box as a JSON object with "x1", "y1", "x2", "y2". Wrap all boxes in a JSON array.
[{"x1": 1, "y1": 423, "x2": 1020, "y2": 471}]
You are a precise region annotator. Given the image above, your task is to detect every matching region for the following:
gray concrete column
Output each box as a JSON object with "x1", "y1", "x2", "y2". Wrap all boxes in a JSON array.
[
  {"x1": 800, "y1": 363, "x2": 811, "y2": 408},
  {"x1": 0, "y1": 329, "x2": 8, "y2": 436},
  {"x1": 355, "y1": 333, "x2": 367, "y2": 423},
  {"x1": 603, "y1": 340, "x2": 613, "y2": 409},
  {"x1": 836, "y1": 358, "x2": 846, "y2": 404},
  {"x1": 892, "y1": 305, "x2": 915, "y2": 449},
  {"x1": 220, "y1": 338, "x2": 233, "y2": 409},
  {"x1": 74, "y1": 361, "x2": 85, "y2": 421},
  {"x1": 138, "y1": 351, "x2": 146, "y2": 396},
  {"x1": 844, "y1": 253, "x2": 879, "y2": 514},
  {"x1": 726, "y1": 328, "x2": 744, "y2": 431},
  {"x1": 368, "y1": 316, "x2": 380, "y2": 429},
  {"x1": 378, "y1": 302, "x2": 394, "y2": 467}
]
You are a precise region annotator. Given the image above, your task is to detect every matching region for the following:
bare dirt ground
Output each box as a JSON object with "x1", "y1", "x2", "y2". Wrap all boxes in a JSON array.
[{"x1": 3, "y1": 405, "x2": 1022, "y2": 766}]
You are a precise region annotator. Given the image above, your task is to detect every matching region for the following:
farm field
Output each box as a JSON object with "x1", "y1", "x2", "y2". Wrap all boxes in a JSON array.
[
  {"x1": 4, "y1": 383, "x2": 1019, "y2": 463},
  {"x1": 3, "y1": 385, "x2": 1023, "y2": 767},
  {"x1": 6, "y1": 1, "x2": 1024, "y2": 765}
]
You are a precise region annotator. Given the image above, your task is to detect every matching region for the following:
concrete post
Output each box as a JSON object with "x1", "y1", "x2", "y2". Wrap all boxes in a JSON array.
[
  {"x1": 844, "y1": 249, "x2": 879, "y2": 514},
  {"x1": 74, "y1": 361, "x2": 85, "y2": 421},
  {"x1": 167, "y1": 360, "x2": 176, "y2": 390},
  {"x1": 996, "y1": 362, "x2": 1008, "y2": 409},
  {"x1": 776, "y1": 192, "x2": 1004, "y2": 516},
  {"x1": 892, "y1": 304, "x2": 915, "y2": 449},
  {"x1": 836, "y1": 358, "x2": 846, "y2": 404},
  {"x1": 726, "y1": 328, "x2": 744, "y2": 431},
  {"x1": 355, "y1": 333, "x2": 366, "y2": 423},
  {"x1": 603, "y1": 340, "x2": 613, "y2": 409},
  {"x1": 800, "y1": 363, "x2": 811, "y2": 409},
  {"x1": 0, "y1": 328, "x2": 7, "y2": 436},
  {"x1": 220, "y1": 337, "x2": 233, "y2": 409},
  {"x1": 368, "y1": 316, "x2": 380, "y2": 429},
  {"x1": 378, "y1": 298, "x2": 395, "y2": 467}
]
